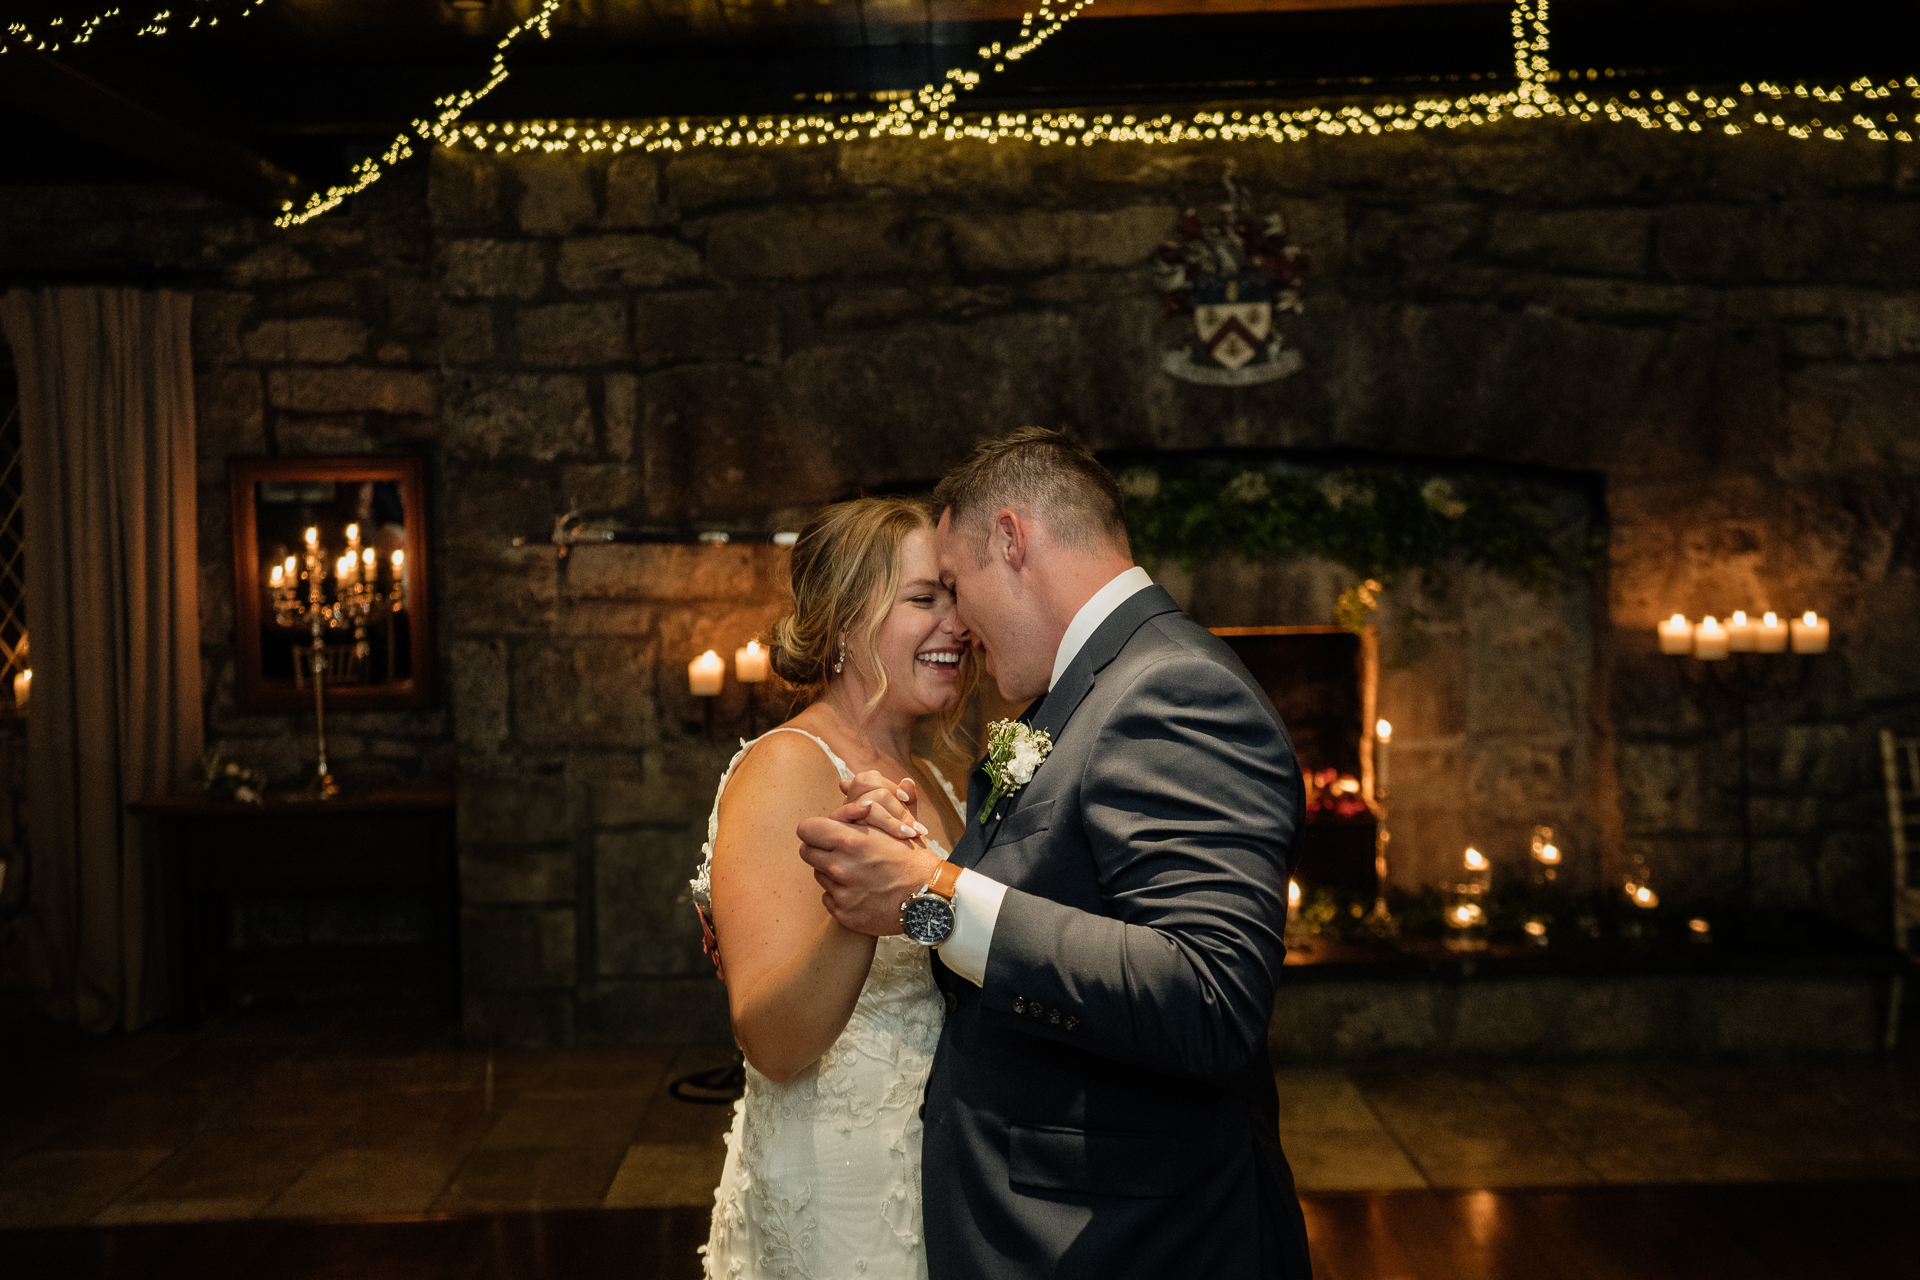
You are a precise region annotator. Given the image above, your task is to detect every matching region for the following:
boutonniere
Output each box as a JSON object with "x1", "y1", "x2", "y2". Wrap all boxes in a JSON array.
[{"x1": 981, "y1": 719, "x2": 1053, "y2": 824}]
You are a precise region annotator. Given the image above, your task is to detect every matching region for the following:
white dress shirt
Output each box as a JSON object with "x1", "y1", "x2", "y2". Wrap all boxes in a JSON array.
[{"x1": 937, "y1": 565, "x2": 1155, "y2": 986}]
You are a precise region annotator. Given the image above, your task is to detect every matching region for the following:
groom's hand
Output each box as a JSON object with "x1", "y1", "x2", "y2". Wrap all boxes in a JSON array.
[{"x1": 797, "y1": 814, "x2": 940, "y2": 937}]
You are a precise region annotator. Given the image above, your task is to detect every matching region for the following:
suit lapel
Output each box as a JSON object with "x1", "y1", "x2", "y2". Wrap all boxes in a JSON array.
[{"x1": 970, "y1": 585, "x2": 1183, "y2": 862}]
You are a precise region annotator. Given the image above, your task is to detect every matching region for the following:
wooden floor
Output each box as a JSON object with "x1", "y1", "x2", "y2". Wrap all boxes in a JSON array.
[{"x1": 2, "y1": 1183, "x2": 1917, "y2": 1280}]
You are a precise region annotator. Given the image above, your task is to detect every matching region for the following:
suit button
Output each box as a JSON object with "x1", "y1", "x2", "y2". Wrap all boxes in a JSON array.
[
  {"x1": 1029, "y1": 1003, "x2": 1046, "y2": 1020},
  {"x1": 1064, "y1": 1015, "x2": 1080, "y2": 1032},
  {"x1": 1012, "y1": 996, "x2": 1026, "y2": 1015},
  {"x1": 1048, "y1": 1009, "x2": 1061, "y2": 1025}
]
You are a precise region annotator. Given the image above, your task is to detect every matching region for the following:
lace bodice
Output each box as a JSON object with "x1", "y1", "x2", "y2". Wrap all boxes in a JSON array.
[{"x1": 698, "y1": 728, "x2": 953, "y2": 1280}]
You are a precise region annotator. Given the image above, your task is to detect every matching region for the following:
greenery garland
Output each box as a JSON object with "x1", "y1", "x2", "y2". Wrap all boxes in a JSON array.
[{"x1": 1117, "y1": 459, "x2": 1600, "y2": 604}]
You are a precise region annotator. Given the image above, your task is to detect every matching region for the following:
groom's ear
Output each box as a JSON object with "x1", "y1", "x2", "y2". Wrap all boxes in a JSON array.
[{"x1": 997, "y1": 508, "x2": 1029, "y2": 572}]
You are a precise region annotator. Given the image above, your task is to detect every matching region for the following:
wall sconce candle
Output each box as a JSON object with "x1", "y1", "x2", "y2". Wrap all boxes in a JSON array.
[
  {"x1": 1790, "y1": 612, "x2": 1829, "y2": 654},
  {"x1": 1657, "y1": 614, "x2": 1694, "y2": 655},
  {"x1": 689, "y1": 650, "x2": 725, "y2": 697},
  {"x1": 735, "y1": 641, "x2": 770, "y2": 684},
  {"x1": 1693, "y1": 616, "x2": 1730, "y2": 660},
  {"x1": 1374, "y1": 719, "x2": 1391, "y2": 799},
  {"x1": 1755, "y1": 612, "x2": 1788, "y2": 653},
  {"x1": 11, "y1": 669, "x2": 28, "y2": 713}
]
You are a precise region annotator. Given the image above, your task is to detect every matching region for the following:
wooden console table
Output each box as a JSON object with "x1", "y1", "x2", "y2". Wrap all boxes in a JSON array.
[{"x1": 129, "y1": 788, "x2": 458, "y2": 1027}]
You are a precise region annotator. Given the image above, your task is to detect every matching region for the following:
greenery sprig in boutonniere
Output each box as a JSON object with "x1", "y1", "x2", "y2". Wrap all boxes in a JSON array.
[{"x1": 981, "y1": 719, "x2": 1052, "y2": 824}]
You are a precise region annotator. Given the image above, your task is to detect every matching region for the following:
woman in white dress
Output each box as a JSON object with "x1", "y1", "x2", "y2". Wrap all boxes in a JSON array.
[{"x1": 691, "y1": 496, "x2": 975, "y2": 1280}]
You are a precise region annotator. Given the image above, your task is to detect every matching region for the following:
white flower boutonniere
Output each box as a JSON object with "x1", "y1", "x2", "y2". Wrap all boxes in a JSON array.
[{"x1": 981, "y1": 718, "x2": 1053, "y2": 824}]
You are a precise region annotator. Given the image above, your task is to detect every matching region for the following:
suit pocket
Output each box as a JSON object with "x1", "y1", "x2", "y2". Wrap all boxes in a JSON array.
[
  {"x1": 991, "y1": 799, "x2": 1055, "y2": 847},
  {"x1": 1007, "y1": 1124, "x2": 1200, "y2": 1198}
]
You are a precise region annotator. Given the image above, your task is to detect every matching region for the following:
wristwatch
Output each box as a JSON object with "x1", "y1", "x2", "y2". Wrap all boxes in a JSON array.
[{"x1": 899, "y1": 860, "x2": 962, "y2": 947}]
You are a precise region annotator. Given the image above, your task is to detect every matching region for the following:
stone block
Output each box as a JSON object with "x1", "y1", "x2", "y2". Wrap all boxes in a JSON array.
[
  {"x1": 241, "y1": 317, "x2": 368, "y2": 363},
  {"x1": 706, "y1": 205, "x2": 939, "y2": 280},
  {"x1": 605, "y1": 372, "x2": 638, "y2": 461},
  {"x1": 666, "y1": 153, "x2": 778, "y2": 212},
  {"x1": 556, "y1": 236, "x2": 704, "y2": 292},
  {"x1": 587, "y1": 758, "x2": 716, "y2": 828},
  {"x1": 559, "y1": 544, "x2": 770, "y2": 603},
  {"x1": 443, "y1": 371, "x2": 593, "y2": 462},
  {"x1": 1466, "y1": 740, "x2": 1577, "y2": 819},
  {"x1": 1658, "y1": 200, "x2": 1920, "y2": 286},
  {"x1": 191, "y1": 289, "x2": 251, "y2": 362},
  {"x1": 276, "y1": 414, "x2": 377, "y2": 454},
  {"x1": 459, "y1": 774, "x2": 572, "y2": 844},
  {"x1": 194, "y1": 370, "x2": 264, "y2": 481},
  {"x1": 1485, "y1": 208, "x2": 1652, "y2": 277},
  {"x1": 388, "y1": 275, "x2": 438, "y2": 337},
  {"x1": 462, "y1": 906, "x2": 577, "y2": 990},
  {"x1": 267, "y1": 367, "x2": 438, "y2": 416},
  {"x1": 514, "y1": 153, "x2": 597, "y2": 235},
  {"x1": 512, "y1": 638, "x2": 660, "y2": 749},
  {"x1": 516, "y1": 300, "x2": 632, "y2": 366},
  {"x1": 439, "y1": 303, "x2": 495, "y2": 364},
  {"x1": 950, "y1": 212, "x2": 1066, "y2": 274},
  {"x1": 450, "y1": 637, "x2": 510, "y2": 753},
  {"x1": 462, "y1": 847, "x2": 577, "y2": 904},
  {"x1": 632, "y1": 291, "x2": 780, "y2": 366},
  {"x1": 430, "y1": 147, "x2": 503, "y2": 230},
  {"x1": 1843, "y1": 294, "x2": 1920, "y2": 359},
  {"x1": 594, "y1": 828, "x2": 708, "y2": 978},
  {"x1": 443, "y1": 558, "x2": 561, "y2": 638},
  {"x1": 229, "y1": 243, "x2": 314, "y2": 285},
  {"x1": 576, "y1": 979, "x2": 730, "y2": 1043},
  {"x1": 440, "y1": 239, "x2": 547, "y2": 299},
  {"x1": 1063, "y1": 205, "x2": 1178, "y2": 267},
  {"x1": 639, "y1": 367, "x2": 833, "y2": 519},
  {"x1": 560, "y1": 463, "x2": 647, "y2": 513},
  {"x1": 604, "y1": 154, "x2": 664, "y2": 228},
  {"x1": 821, "y1": 289, "x2": 923, "y2": 328}
]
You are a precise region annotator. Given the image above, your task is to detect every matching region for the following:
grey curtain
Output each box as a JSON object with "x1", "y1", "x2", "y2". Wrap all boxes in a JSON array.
[{"x1": 0, "y1": 288, "x2": 202, "y2": 1033}]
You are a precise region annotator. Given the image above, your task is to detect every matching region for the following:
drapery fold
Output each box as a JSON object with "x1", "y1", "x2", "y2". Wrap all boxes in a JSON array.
[{"x1": 0, "y1": 287, "x2": 202, "y2": 1032}]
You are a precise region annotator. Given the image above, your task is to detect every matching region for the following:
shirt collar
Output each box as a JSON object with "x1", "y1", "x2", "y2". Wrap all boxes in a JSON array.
[{"x1": 1049, "y1": 565, "x2": 1155, "y2": 692}]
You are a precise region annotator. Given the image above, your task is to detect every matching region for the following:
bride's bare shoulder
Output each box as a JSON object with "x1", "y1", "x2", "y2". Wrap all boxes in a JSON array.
[{"x1": 720, "y1": 725, "x2": 844, "y2": 814}]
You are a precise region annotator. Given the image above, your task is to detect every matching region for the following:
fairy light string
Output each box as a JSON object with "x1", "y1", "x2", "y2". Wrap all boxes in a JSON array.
[{"x1": 1, "y1": 1, "x2": 265, "y2": 56}]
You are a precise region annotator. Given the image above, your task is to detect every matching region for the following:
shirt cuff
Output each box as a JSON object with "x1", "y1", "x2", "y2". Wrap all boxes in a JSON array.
[{"x1": 936, "y1": 867, "x2": 1007, "y2": 987}]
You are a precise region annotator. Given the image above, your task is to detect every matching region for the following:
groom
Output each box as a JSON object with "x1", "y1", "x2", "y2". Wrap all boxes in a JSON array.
[{"x1": 799, "y1": 427, "x2": 1312, "y2": 1279}]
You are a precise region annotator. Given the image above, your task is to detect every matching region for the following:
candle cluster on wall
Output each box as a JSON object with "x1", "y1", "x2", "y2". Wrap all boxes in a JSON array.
[
  {"x1": 688, "y1": 641, "x2": 772, "y2": 697},
  {"x1": 1657, "y1": 610, "x2": 1829, "y2": 658}
]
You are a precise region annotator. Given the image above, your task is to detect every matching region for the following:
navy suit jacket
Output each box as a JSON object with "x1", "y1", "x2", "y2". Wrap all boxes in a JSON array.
[{"x1": 924, "y1": 585, "x2": 1313, "y2": 1279}]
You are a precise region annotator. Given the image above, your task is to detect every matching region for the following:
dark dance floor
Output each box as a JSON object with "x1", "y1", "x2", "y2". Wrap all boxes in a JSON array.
[{"x1": 4, "y1": 1182, "x2": 1917, "y2": 1280}]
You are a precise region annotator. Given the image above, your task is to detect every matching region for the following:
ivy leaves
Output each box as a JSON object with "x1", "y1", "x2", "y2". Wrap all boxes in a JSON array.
[{"x1": 1119, "y1": 461, "x2": 1597, "y2": 597}]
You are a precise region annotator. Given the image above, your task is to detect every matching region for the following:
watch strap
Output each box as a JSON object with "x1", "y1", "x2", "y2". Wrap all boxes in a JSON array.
[{"x1": 928, "y1": 859, "x2": 961, "y2": 902}]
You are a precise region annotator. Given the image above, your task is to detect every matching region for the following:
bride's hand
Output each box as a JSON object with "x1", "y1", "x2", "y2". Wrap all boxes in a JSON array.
[{"x1": 833, "y1": 771, "x2": 927, "y2": 843}]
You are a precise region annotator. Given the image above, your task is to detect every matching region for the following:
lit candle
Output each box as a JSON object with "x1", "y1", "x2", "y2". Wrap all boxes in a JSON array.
[
  {"x1": 1727, "y1": 610, "x2": 1756, "y2": 652},
  {"x1": 1374, "y1": 719, "x2": 1391, "y2": 799},
  {"x1": 336, "y1": 553, "x2": 356, "y2": 585},
  {"x1": 1463, "y1": 847, "x2": 1488, "y2": 873},
  {"x1": 305, "y1": 526, "x2": 318, "y2": 548},
  {"x1": 345, "y1": 523, "x2": 361, "y2": 555},
  {"x1": 270, "y1": 564, "x2": 284, "y2": 588},
  {"x1": 1755, "y1": 611, "x2": 1789, "y2": 653},
  {"x1": 1449, "y1": 901, "x2": 1485, "y2": 929},
  {"x1": 1630, "y1": 883, "x2": 1660, "y2": 909},
  {"x1": 735, "y1": 640, "x2": 770, "y2": 684},
  {"x1": 688, "y1": 650, "x2": 725, "y2": 697},
  {"x1": 284, "y1": 555, "x2": 297, "y2": 579},
  {"x1": 1693, "y1": 616, "x2": 1730, "y2": 660},
  {"x1": 1657, "y1": 614, "x2": 1694, "y2": 655},
  {"x1": 1790, "y1": 611, "x2": 1829, "y2": 654},
  {"x1": 362, "y1": 548, "x2": 376, "y2": 582},
  {"x1": 1287, "y1": 878, "x2": 1301, "y2": 928},
  {"x1": 11, "y1": 669, "x2": 27, "y2": 713}
]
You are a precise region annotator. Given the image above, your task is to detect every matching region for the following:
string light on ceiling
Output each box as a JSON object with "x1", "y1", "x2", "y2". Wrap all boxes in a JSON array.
[
  {"x1": 0, "y1": 0, "x2": 265, "y2": 56},
  {"x1": 283, "y1": 0, "x2": 1915, "y2": 226}
]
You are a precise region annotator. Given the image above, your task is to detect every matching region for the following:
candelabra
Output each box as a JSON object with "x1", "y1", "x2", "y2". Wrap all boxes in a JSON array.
[{"x1": 267, "y1": 523, "x2": 407, "y2": 797}]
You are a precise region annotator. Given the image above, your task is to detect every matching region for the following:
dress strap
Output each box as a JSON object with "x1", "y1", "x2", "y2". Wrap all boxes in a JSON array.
[
  {"x1": 747, "y1": 726, "x2": 855, "y2": 782},
  {"x1": 919, "y1": 758, "x2": 967, "y2": 822}
]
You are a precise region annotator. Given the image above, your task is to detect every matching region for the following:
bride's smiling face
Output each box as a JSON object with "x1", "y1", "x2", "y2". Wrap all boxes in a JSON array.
[{"x1": 855, "y1": 527, "x2": 967, "y2": 716}]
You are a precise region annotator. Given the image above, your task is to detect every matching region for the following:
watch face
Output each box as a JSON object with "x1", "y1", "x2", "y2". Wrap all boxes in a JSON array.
[{"x1": 901, "y1": 894, "x2": 955, "y2": 946}]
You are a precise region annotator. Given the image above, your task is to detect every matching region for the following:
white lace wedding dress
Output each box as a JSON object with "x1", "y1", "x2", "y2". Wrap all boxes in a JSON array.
[{"x1": 690, "y1": 728, "x2": 958, "y2": 1280}]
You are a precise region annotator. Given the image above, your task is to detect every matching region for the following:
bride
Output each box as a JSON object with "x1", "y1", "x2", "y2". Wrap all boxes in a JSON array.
[{"x1": 691, "y1": 496, "x2": 975, "y2": 1279}]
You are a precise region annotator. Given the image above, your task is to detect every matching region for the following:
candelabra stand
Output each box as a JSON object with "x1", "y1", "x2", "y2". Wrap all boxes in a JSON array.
[{"x1": 1669, "y1": 652, "x2": 1817, "y2": 908}]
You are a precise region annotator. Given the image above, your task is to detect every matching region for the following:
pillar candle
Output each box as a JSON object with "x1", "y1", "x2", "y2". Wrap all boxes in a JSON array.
[
  {"x1": 735, "y1": 641, "x2": 770, "y2": 684},
  {"x1": 1374, "y1": 719, "x2": 1391, "y2": 800},
  {"x1": 11, "y1": 669, "x2": 28, "y2": 713},
  {"x1": 1790, "y1": 611, "x2": 1829, "y2": 654},
  {"x1": 689, "y1": 650, "x2": 725, "y2": 696},
  {"x1": 1727, "y1": 610, "x2": 1756, "y2": 652},
  {"x1": 1693, "y1": 616, "x2": 1730, "y2": 660},
  {"x1": 1755, "y1": 611, "x2": 1789, "y2": 653},
  {"x1": 1657, "y1": 614, "x2": 1694, "y2": 655}
]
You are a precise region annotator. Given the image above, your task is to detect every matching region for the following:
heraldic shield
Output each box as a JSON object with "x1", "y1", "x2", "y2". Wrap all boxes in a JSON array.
[{"x1": 1157, "y1": 166, "x2": 1308, "y2": 387}]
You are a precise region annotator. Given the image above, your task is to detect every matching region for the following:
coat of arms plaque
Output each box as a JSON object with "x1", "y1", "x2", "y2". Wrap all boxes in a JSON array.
[{"x1": 1156, "y1": 168, "x2": 1308, "y2": 387}]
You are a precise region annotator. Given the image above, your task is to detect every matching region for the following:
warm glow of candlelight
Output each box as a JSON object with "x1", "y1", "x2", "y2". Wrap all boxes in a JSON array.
[
  {"x1": 270, "y1": 565, "x2": 283, "y2": 587},
  {"x1": 1657, "y1": 614, "x2": 1694, "y2": 655},
  {"x1": 1803, "y1": 611, "x2": 1817, "y2": 625},
  {"x1": 689, "y1": 649, "x2": 725, "y2": 697},
  {"x1": 1688, "y1": 917, "x2": 1711, "y2": 934},
  {"x1": 284, "y1": 555, "x2": 297, "y2": 577},
  {"x1": 1536, "y1": 843, "x2": 1561, "y2": 866},
  {"x1": 1755, "y1": 611, "x2": 1789, "y2": 652},
  {"x1": 1790, "y1": 611, "x2": 1830, "y2": 654},
  {"x1": 1376, "y1": 719, "x2": 1392, "y2": 742},
  {"x1": 1450, "y1": 902, "x2": 1485, "y2": 927},
  {"x1": 735, "y1": 640, "x2": 770, "y2": 684},
  {"x1": 1693, "y1": 615, "x2": 1730, "y2": 660},
  {"x1": 1463, "y1": 847, "x2": 1488, "y2": 872},
  {"x1": 1288, "y1": 879, "x2": 1301, "y2": 906},
  {"x1": 11, "y1": 669, "x2": 28, "y2": 712},
  {"x1": 345, "y1": 523, "x2": 359, "y2": 544},
  {"x1": 305, "y1": 526, "x2": 318, "y2": 547},
  {"x1": 1632, "y1": 884, "x2": 1659, "y2": 908},
  {"x1": 1524, "y1": 920, "x2": 1547, "y2": 937},
  {"x1": 392, "y1": 550, "x2": 405, "y2": 570},
  {"x1": 363, "y1": 548, "x2": 375, "y2": 568}
]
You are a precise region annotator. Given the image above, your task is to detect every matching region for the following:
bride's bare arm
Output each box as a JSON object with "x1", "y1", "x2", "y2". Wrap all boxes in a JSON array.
[{"x1": 709, "y1": 733, "x2": 891, "y2": 1083}]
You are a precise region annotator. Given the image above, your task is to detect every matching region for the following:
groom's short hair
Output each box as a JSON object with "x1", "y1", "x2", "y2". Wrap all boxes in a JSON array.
[{"x1": 933, "y1": 427, "x2": 1130, "y2": 564}]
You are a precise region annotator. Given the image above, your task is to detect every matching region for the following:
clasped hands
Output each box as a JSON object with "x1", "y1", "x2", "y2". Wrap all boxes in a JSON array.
[{"x1": 798, "y1": 771, "x2": 945, "y2": 937}]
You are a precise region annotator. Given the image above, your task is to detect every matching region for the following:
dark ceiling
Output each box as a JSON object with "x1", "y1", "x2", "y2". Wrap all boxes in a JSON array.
[{"x1": 0, "y1": 0, "x2": 1910, "y2": 208}]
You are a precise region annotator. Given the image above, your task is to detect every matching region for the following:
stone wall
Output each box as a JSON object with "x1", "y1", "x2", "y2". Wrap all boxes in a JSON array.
[{"x1": 3, "y1": 105, "x2": 1917, "y2": 1041}]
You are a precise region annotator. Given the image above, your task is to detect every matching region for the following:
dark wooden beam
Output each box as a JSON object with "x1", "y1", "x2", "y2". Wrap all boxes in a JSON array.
[{"x1": 0, "y1": 51, "x2": 308, "y2": 217}]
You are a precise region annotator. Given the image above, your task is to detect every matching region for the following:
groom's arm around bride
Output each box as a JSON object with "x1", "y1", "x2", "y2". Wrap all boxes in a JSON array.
[{"x1": 800, "y1": 428, "x2": 1313, "y2": 1280}]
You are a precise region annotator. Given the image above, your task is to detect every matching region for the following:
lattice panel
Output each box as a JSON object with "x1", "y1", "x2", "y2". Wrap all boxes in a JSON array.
[{"x1": 0, "y1": 397, "x2": 24, "y2": 684}]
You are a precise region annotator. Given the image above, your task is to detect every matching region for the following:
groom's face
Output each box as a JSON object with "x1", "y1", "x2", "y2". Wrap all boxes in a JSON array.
[{"x1": 934, "y1": 508, "x2": 1049, "y2": 703}]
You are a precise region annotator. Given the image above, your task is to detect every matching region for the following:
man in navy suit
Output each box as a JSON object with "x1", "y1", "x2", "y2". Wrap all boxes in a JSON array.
[{"x1": 800, "y1": 427, "x2": 1312, "y2": 1279}]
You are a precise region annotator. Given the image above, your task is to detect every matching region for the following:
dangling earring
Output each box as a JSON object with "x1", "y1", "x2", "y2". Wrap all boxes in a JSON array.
[{"x1": 832, "y1": 637, "x2": 846, "y2": 676}]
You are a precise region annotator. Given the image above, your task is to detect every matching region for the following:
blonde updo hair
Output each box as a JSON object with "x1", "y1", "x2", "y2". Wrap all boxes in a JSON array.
[{"x1": 769, "y1": 496, "x2": 974, "y2": 742}]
